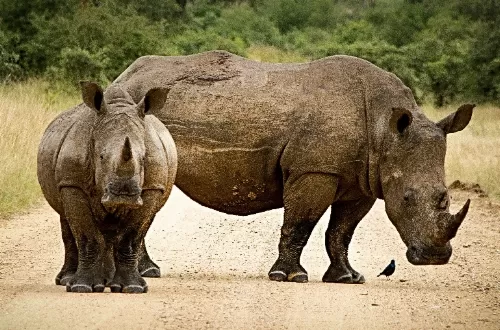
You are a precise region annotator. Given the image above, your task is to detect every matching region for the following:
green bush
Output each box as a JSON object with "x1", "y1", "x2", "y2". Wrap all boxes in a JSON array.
[
  {"x1": 47, "y1": 47, "x2": 109, "y2": 87},
  {"x1": 166, "y1": 28, "x2": 247, "y2": 56},
  {"x1": 26, "y1": 4, "x2": 163, "y2": 83},
  {"x1": 218, "y1": 4, "x2": 282, "y2": 46},
  {"x1": 467, "y1": 21, "x2": 500, "y2": 102},
  {"x1": 0, "y1": 0, "x2": 498, "y2": 104},
  {"x1": 116, "y1": 0, "x2": 184, "y2": 21},
  {"x1": 0, "y1": 30, "x2": 20, "y2": 81}
]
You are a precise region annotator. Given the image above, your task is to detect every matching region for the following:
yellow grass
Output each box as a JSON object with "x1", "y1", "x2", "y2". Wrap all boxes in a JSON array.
[
  {"x1": 422, "y1": 104, "x2": 500, "y2": 198},
  {"x1": 0, "y1": 81, "x2": 498, "y2": 217},
  {"x1": 247, "y1": 45, "x2": 308, "y2": 63},
  {"x1": 0, "y1": 81, "x2": 78, "y2": 217}
]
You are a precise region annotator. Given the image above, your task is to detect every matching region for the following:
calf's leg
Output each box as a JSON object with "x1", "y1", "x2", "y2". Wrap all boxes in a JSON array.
[
  {"x1": 110, "y1": 190, "x2": 163, "y2": 293},
  {"x1": 55, "y1": 216, "x2": 78, "y2": 286},
  {"x1": 138, "y1": 222, "x2": 161, "y2": 278},
  {"x1": 61, "y1": 187, "x2": 107, "y2": 293}
]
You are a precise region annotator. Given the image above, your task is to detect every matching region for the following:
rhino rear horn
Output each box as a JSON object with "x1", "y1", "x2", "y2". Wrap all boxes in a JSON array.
[{"x1": 446, "y1": 199, "x2": 470, "y2": 240}]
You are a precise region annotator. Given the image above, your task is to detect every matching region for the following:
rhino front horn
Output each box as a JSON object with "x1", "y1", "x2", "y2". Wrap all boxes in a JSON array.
[
  {"x1": 122, "y1": 137, "x2": 132, "y2": 162},
  {"x1": 446, "y1": 199, "x2": 470, "y2": 240}
]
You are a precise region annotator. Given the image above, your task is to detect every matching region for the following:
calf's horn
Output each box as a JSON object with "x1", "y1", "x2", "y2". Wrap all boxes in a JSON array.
[{"x1": 121, "y1": 137, "x2": 132, "y2": 162}]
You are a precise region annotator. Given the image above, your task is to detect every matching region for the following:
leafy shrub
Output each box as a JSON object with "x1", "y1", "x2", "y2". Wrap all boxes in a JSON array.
[
  {"x1": 166, "y1": 28, "x2": 247, "y2": 56},
  {"x1": 47, "y1": 47, "x2": 109, "y2": 87},
  {"x1": 0, "y1": 31, "x2": 20, "y2": 81},
  {"x1": 27, "y1": 4, "x2": 163, "y2": 82},
  {"x1": 218, "y1": 4, "x2": 282, "y2": 46},
  {"x1": 0, "y1": 0, "x2": 498, "y2": 104}
]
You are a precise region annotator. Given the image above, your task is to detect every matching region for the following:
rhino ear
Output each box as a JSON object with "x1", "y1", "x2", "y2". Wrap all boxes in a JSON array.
[
  {"x1": 389, "y1": 107, "x2": 413, "y2": 135},
  {"x1": 437, "y1": 104, "x2": 475, "y2": 134},
  {"x1": 80, "y1": 81, "x2": 104, "y2": 114},
  {"x1": 137, "y1": 87, "x2": 170, "y2": 118}
]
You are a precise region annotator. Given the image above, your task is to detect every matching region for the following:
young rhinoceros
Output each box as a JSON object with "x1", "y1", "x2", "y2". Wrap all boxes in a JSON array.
[
  {"x1": 37, "y1": 82, "x2": 177, "y2": 293},
  {"x1": 113, "y1": 50, "x2": 474, "y2": 284}
]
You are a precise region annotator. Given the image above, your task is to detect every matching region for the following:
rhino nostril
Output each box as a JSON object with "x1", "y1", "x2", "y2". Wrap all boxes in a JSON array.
[{"x1": 403, "y1": 189, "x2": 416, "y2": 203}]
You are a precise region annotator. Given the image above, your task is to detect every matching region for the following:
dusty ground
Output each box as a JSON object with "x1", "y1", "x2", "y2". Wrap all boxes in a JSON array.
[{"x1": 0, "y1": 187, "x2": 498, "y2": 330}]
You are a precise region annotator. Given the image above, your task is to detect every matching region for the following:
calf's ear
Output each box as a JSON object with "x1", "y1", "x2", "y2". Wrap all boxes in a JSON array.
[
  {"x1": 137, "y1": 88, "x2": 170, "y2": 117},
  {"x1": 80, "y1": 81, "x2": 104, "y2": 113},
  {"x1": 437, "y1": 104, "x2": 475, "y2": 134},
  {"x1": 389, "y1": 107, "x2": 413, "y2": 135}
]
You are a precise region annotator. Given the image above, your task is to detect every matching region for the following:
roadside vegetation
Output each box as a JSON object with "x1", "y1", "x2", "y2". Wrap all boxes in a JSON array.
[
  {"x1": 1, "y1": 0, "x2": 498, "y2": 106},
  {"x1": 0, "y1": 82, "x2": 78, "y2": 216},
  {"x1": 425, "y1": 105, "x2": 500, "y2": 199},
  {"x1": 0, "y1": 84, "x2": 497, "y2": 217},
  {"x1": 0, "y1": 0, "x2": 498, "y2": 216}
]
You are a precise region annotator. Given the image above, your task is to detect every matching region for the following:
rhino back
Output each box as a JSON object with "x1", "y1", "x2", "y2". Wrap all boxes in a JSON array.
[
  {"x1": 37, "y1": 104, "x2": 94, "y2": 214},
  {"x1": 115, "y1": 51, "x2": 410, "y2": 212}
]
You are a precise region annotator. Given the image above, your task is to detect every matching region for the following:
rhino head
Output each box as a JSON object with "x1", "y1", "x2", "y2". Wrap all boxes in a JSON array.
[
  {"x1": 80, "y1": 81, "x2": 168, "y2": 213},
  {"x1": 379, "y1": 104, "x2": 474, "y2": 265}
]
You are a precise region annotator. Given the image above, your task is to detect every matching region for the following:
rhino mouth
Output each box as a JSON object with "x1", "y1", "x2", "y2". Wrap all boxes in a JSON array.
[
  {"x1": 406, "y1": 244, "x2": 452, "y2": 265},
  {"x1": 101, "y1": 190, "x2": 143, "y2": 210}
]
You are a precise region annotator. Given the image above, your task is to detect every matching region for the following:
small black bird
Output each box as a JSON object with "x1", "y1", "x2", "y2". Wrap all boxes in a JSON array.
[{"x1": 377, "y1": 259, "x2": 396, "y2": 278}]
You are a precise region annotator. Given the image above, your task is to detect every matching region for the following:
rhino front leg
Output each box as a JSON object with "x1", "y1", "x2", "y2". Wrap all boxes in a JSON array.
[
  {"x1": 322, "y1": 197, "x2": 376, "y2": 284},
  {"x1": 61, "y1": 187, "x2": 107, "y2": 293},
  {"x1": 55, "y1": 216, "x2": 78, "y2": 286},
  {"x1": 110, "y1": 231, "x2": 149, "y2": 293},
  {"x1": 269, "y1": 173, "x2": 338, "y2": 283},
  {"x1": 110, "y1": 190, "x2": 163, "y2": 293}
]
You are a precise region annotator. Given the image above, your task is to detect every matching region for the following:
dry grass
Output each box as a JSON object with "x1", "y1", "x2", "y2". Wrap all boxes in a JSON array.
[
  {"x1": 0, "y1": 81, "x2": 498, "y2": 217},
  {"x1": 0, "y1": 81, "x2": 78, "y2": 217},
  {"x1": 247, "y1": 45, "x2": 308, "y2": 63},
  {"x1": 423, "y1": 104, "x2": 500, "y2": 198}
]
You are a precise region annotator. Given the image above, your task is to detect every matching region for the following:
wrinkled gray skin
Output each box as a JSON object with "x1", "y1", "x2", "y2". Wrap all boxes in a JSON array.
[
  {"x1": 112, "y1": 50, "x2": 473, "y2": 284},
  {"x1": 37, "y1": 82, "x2": 177, "y2": 293}
]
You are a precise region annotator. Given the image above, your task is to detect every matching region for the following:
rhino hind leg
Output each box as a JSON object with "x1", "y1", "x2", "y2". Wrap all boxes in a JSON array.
[
  {"x1": 322, "y1": 197, "x2": 376, "y2": 284},
  {"x1": 138, "y1": 238, "x2": 161, "y2": 278},
  {"x1": 55, "y1": 216, "x2": 78, "y2": 286},
  {"x1": 269, "y1": 173, "x2": 338, "y2": 283}
]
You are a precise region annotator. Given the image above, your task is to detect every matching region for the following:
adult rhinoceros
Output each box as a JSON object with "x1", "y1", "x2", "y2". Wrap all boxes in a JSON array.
[
  {"x1": 111, "y1": 50, "x2": 472, "y2": 284},
  {"x1": 37, "y1": 82, "x2": 177, "y2": 293}
]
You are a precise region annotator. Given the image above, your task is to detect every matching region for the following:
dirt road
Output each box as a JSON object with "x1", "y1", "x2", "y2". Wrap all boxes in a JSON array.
[{"x1": 0, "y1": 187, "x2": 498, "y2": 329}]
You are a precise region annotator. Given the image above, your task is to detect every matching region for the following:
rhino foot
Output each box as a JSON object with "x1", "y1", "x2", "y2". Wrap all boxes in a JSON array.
[
  {"x1": 140, "y1": 267, "x2": 160, "y2": 278},
  {"x1": 109, "y1": 271, "x2": 148, "y2": 294},
  {"x1": 138, "y1": 251, "x2": 161, "y2": 278},
  {"x1": 322, "y1": 264, "x2": 365, "y2": 284},
  {"x1": 55, "y1": 270, "x2": 75, "y2": 286},
  {"x1": 138, "y1": 257, "x2": 161, "y2": 278},
  {"x1": 65, "y1": 272, "x2": 106, "y2": 293},
  {"x1": 268, "y1": 261, "x2": 309, "y2": 283}
]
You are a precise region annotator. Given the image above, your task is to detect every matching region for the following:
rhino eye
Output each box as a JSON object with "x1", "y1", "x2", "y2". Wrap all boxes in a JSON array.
[{"x1": 100, "y1": 154, "x2": 104, "y2": 160}]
